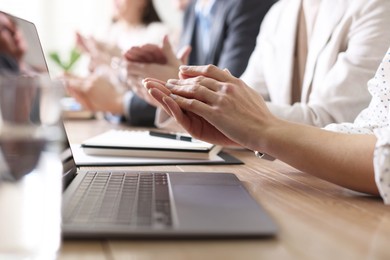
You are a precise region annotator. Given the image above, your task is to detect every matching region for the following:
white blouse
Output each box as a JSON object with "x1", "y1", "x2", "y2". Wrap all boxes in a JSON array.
[{"x1": 325, "y1": 47, "x2": 390, "y2": 204}]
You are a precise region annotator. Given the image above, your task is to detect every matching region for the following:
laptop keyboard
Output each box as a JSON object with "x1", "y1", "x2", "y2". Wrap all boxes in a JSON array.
[{"x1": 63, "y1": 171, "x2": 172, "y2": 228}]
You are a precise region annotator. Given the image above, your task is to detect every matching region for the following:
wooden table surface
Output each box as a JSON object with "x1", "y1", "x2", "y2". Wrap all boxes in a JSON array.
[{"x1": 59, "y1": 119, "x2": 390, "y2": 260}]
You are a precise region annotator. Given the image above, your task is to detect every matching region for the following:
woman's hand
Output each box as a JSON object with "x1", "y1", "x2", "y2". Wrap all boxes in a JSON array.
[
  {"x1": 143, "y1": 64, "x2": 278, "y2": 149},
  {"x1": 144, "y1": 78, "x2": 239, "y2": 147},
  {"x1": 65, "y1": 73, "x2": 124, "y2": 115},
  {"x1": 75, "y1": 32, "x2": 121, "y2": 72}
]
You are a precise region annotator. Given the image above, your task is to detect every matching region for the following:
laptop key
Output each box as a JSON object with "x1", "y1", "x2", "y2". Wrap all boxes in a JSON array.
[{"x1": 64, "y1": 171, "x2": 173, "y2": 228}]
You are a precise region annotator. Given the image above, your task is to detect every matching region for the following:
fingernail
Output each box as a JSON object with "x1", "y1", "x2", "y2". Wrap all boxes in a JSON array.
[
  {"x1": 167, "y1": 79, "x2": 178, "y2": 84},
  {"x1": 179, "y1": 65, "x2": 189, "y2": 71},
  {"x1": 165, "y1": 83, "x2": 174, "y2": 89}
]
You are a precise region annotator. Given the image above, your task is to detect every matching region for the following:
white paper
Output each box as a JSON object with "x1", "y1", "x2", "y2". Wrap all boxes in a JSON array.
[
  {"x1": 82, "y1": 130, "x2": 216, "y2": 151},
  {"x1": 71, "y1": 144, "x2": 225, "y2": 166}
]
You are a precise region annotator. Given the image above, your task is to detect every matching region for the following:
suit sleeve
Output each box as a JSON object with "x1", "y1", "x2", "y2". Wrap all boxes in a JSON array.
[
  {"x1": 216, "y1": 0, "x2": 275, "y2": 77},
  {"x1": 125, "y1": 94, "x2": 156, "y2": 127}
]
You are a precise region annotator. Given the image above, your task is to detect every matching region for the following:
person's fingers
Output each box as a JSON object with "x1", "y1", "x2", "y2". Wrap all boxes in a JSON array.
[
  {"x1": 124, "y1": 46, "x2": 139, "y2": 61},
  {"x1": 139, "y1": 44, "x2": 167, "y2": 64},
  {"x1": 163, "y1": 97, "x2": 223, "y2": 146},
  {"x1": 143, "y1": 77, "x2": 167, "y2": 86},
  {"x1": 85, "y1": 37, "x2": 100, "y2": 57},
  {"x1": 223, "y1": 68, "x2": 232, "y2": 75},
  {"x1": 124, "y1": 47, "x2": 151, "y2": 62},
  {"x1": 126, "y1": 61, "x2": 147, "y2": 76},
  {"x1": 125, "y1": 47, "x2": 156, "y2": 63},
  {"x1": 161, "y1": 35, "x2": 177, "y2": 62},
  {"x1": 64, "y1": 77, "x2": 85, "y2": 92},
  {"x1": 179, "y1": 64, "x2": 237, "y2": 83},
  {"x1": 162, "y1": 95, "x2": 186, "y2": 122},
  {"x1": 125, "y1": 47, "x2": 141, "y2": 61},
  {"x1": 167, "y1": 76, "x2": 221, "y2": 92},
  {"x1": 67, "y1": 87, "x2": 94, "y2": 111},
  {"x1": 143, "y1": 79, "x2": 172, "y2": 96},
  {"x1": 164, "y1": 81, "x2": 218, "y2": 105},
  {"x1": 177, "y1": 45, "x2": 192, "y2": 65},
  {"x1": 148, "y1": 88, "x2": 173, "y2": 117},
  {"x1": 124, "y1": 45, "x2": 167, "y2": 64},
  {"x1": 75, "y1": 32, "x2": 90, "y2": 53},
  {"x1": 168, "y1": 94, "x2": 210, "y2": 121}
]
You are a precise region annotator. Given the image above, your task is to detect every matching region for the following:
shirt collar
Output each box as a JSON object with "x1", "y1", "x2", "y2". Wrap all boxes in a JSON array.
[{"x1": 195, "y1": 0, "x2": 217, "y2": 17}]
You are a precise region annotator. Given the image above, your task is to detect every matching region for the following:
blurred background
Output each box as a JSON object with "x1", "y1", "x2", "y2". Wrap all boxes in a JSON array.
[{"x1": 0, "y1": 0, "x2": 182, "y2": 76}]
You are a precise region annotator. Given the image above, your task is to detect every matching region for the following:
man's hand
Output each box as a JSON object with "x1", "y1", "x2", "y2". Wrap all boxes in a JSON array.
[
  {"x1": 124, "y1": 44, "x2": 167, "y2": 64},
  {"x1": 124, "y1": 36, "x2": 191, "y2": 82}
]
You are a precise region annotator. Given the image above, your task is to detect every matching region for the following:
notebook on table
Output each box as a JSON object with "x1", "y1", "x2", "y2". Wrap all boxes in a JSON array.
[
  {"x1": 9, "y1": 11, "x2": 278, "y2": 239},
  {"x1": 81, "y1": 129, "x2": 222, "y2": 160},
  {"x1": 71, "y1": 143, "x2": 243, "y2": 166}
]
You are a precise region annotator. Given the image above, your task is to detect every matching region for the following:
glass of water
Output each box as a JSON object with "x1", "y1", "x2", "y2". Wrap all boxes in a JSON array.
[{"x1": 0, "y1": 74, "x2": 64, "y2": 259}]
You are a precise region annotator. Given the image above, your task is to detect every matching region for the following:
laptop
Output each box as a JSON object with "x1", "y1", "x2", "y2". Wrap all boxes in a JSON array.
[{"x1": 3, "y1": 11, "x2": 278, "y2": 238}]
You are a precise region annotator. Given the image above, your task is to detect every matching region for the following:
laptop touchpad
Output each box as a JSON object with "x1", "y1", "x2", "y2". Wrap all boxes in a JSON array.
[{"x1": 171, "y1": 184, "x2": 268, "y2": 232}]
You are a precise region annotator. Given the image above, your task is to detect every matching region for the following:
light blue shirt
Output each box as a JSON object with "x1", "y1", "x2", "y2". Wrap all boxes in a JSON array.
[{"x1": 195, "y1": 0, "x2": 217, "y2": 55}]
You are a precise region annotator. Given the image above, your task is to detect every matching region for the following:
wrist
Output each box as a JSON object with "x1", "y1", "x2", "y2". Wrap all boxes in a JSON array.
[
  {"x1": 108, "y1": 93, "x2": 126, "y2": 115},
  {"x1": 249, "y1": 117, "x2": 286, "y2": 155}
]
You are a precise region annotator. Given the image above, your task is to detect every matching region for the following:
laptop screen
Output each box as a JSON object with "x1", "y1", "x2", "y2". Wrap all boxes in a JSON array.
[
  {"x1": 0, "y1": 11, "x2": 48, "y2": 75},
  {"x1": 0, "y1": 10, "x2": 78, "y2": 186}
]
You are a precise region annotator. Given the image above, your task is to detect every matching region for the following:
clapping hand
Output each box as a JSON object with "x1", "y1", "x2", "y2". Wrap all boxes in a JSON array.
[
  {"x1": 143, "y1": 65, "x2": 276, "y2": 150},
  {"x1": 123, "y1": 36, "x2": 191, "y2": 107}
]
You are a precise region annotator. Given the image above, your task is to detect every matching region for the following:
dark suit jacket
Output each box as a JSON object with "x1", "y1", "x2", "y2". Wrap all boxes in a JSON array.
[
  {"x1": 182, "y1": 0, "x2": 275, "y2": 77},
  {"x1": 127, "y1": 0, "x2": 275, "y2": 126},
  {"x1": 127, "y1": 94, "x2": 157, "y2": 127}
]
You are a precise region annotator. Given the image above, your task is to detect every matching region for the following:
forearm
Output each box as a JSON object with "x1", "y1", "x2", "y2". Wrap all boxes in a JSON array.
[
  {"x1": 258, "y1": 119, "x2": 378, "y2": 195},
  {"x1": 163, "y1": 65, "x2": 380, "y2": 195}
]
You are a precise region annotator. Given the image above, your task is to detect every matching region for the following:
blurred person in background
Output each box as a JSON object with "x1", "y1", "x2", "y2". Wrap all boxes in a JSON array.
[
  {"x1": 66, "y1": 0, "x2": 172, "y2": 124},
  {"x1": 75, "y1": 0, "x2": 170, "y2": 72},
  {"x1": 138, "y1": 0, "x2": 390, "y2": 131},
  {"x1": 67, "y1": 0, "x2": 274, "y2": 126}
]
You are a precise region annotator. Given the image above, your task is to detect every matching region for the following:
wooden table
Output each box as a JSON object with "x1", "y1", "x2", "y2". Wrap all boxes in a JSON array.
[{"x1": 59, "y1": 119, "x2": 390, "y2": 260}]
